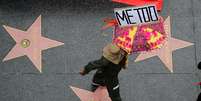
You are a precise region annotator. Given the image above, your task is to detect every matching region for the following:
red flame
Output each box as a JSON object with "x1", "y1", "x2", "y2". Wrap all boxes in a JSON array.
[{"x1": 112, "y1": 0, "x2": 163, "y2": 11}]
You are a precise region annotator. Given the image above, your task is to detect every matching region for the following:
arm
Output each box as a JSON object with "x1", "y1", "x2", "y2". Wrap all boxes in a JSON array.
[
  {"x1": 81, "y1": 56, "x2": 110, "y2": 75},
  {"x1": 119, "y1": 54, "x2": 128, "y2": 69}
]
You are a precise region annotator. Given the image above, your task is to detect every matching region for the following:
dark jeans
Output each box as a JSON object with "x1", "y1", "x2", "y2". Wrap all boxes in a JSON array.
[{"x1": 91, "y1": 70, "x2": 122, "y2": 101}]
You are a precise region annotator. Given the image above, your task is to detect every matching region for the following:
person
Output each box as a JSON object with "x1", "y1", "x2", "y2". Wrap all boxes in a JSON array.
[
  {"x1": 198, "y1": 62, "x2": 201, "y2": 70},
  {"x1": 197, "y1": 62, "x2": 201, "y2": 101},
  {"x1": 79, "y1": 43, "x2": 128, "y2": 101},
  {"x1": 197, "y1": 92, "x2": 201, "y2": 101}
]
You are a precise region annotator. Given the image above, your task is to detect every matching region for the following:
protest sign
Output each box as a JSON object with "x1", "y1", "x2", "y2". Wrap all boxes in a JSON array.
[
  {"x1": 114, "y1": 5, "x2": 159, "y2": 27},
  {"x1": 112, "y1": 17, "x2": 166, "y2": 54}
]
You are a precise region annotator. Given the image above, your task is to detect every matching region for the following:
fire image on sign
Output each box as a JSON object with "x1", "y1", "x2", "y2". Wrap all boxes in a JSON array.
[{"x1": 112, "y1": 17, "x2": 166, "y2": 54}]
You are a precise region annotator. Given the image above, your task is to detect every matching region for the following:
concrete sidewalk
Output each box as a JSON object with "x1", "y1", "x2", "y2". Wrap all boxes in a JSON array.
[{"x1": 0, "y1": 0, "x2": 200, "y2": 101}]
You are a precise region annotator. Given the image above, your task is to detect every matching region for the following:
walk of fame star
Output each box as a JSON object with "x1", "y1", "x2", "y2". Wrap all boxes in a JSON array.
[
  {"x1": 70, "y1": 86, "x2": 111, "y2": 101},
  {"x1": 134, "y1": 16, "x2": 194, "y2": 72},
  {"x1": 3, "y1": 15, "x2": 64, "y2": 73}
]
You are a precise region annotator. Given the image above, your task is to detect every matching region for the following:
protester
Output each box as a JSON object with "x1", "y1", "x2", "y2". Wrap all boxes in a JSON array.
[{"x1": 79, "y1": 43, "x2": 128, "y2": 101}]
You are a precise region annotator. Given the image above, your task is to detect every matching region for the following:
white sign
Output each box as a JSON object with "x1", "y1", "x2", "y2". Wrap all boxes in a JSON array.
[{"x1": 114, "y1": 5, "x2": 159, "y2": 27}]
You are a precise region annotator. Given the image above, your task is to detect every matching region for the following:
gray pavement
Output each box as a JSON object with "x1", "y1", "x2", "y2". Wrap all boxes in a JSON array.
[{"x1": 0, "y1": 0, "x2": 200, "y2": 101}]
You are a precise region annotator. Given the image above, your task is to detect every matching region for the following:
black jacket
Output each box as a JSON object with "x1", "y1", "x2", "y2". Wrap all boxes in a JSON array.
[{"x1": 83, "y1": 56, "x2": 126, "y2": 77}]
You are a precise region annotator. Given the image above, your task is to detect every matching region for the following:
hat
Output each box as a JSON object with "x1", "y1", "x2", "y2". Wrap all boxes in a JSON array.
[{"x1": 102, "y1": 43, "x2": 124, "y2": 64}]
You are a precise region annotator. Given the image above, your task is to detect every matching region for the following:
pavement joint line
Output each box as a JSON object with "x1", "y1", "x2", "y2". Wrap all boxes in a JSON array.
[
  {"x1": 0, "y1": 72, "x2": 196, "y2": 75},
  {"x1": 190, "y1": 0, "x2": 201, "y2": 85}
]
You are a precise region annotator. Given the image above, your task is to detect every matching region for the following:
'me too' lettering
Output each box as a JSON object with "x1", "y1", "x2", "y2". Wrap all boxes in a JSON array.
[{"x1": 114, "y1": 5, "x2": 159, "y2": 27}]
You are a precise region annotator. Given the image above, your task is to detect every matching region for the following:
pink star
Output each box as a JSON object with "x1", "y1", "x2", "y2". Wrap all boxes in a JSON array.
[
  {"x1": 70, "y1": 86, "x2": 111, "y2": 101},
  {"x1": 134, "y1": 16, "x2": 194, "y2": 72},
  {"x1": 2, "y1": 15, "x2": 64, "y2": 73}
]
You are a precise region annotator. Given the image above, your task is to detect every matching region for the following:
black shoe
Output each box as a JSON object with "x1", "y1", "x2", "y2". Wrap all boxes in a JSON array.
[
  {"x1": 91, "y1": 84, "x2": 99, "y2": 92},
  {"x1": 111, "y1": 97, "x2": 122, "y2": 101}
]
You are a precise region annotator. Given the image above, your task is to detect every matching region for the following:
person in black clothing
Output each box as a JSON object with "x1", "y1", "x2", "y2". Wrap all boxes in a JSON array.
[
  {"x1": 198, "y1": 62, "x2": 201, "y2": 70},
  {"x1": 79, "y1": 43, "x2": 128, "y2": 101},
  {"x1": 197, "y1": 92, "x2": 201, "y2": 101},
  {"x1": 197, "y1": 62, "x2": 201, "y2": 101}
]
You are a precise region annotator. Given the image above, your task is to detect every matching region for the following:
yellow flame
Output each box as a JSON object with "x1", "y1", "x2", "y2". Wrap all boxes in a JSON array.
[
  {"x1": 143, "y1": 27, "x2": 164, "y2": 49},
  {"x1": 127, "y1": 26, "x2": 137, "y2": 52},
  {"x1": 115, "y1": 26, "x2": 137, "y2": 53}
]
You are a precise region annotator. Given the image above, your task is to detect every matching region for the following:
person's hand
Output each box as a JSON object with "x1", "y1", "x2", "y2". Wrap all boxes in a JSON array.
[{"x1": 79, "y1": 68, "x2": 86, "y2": 76}]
